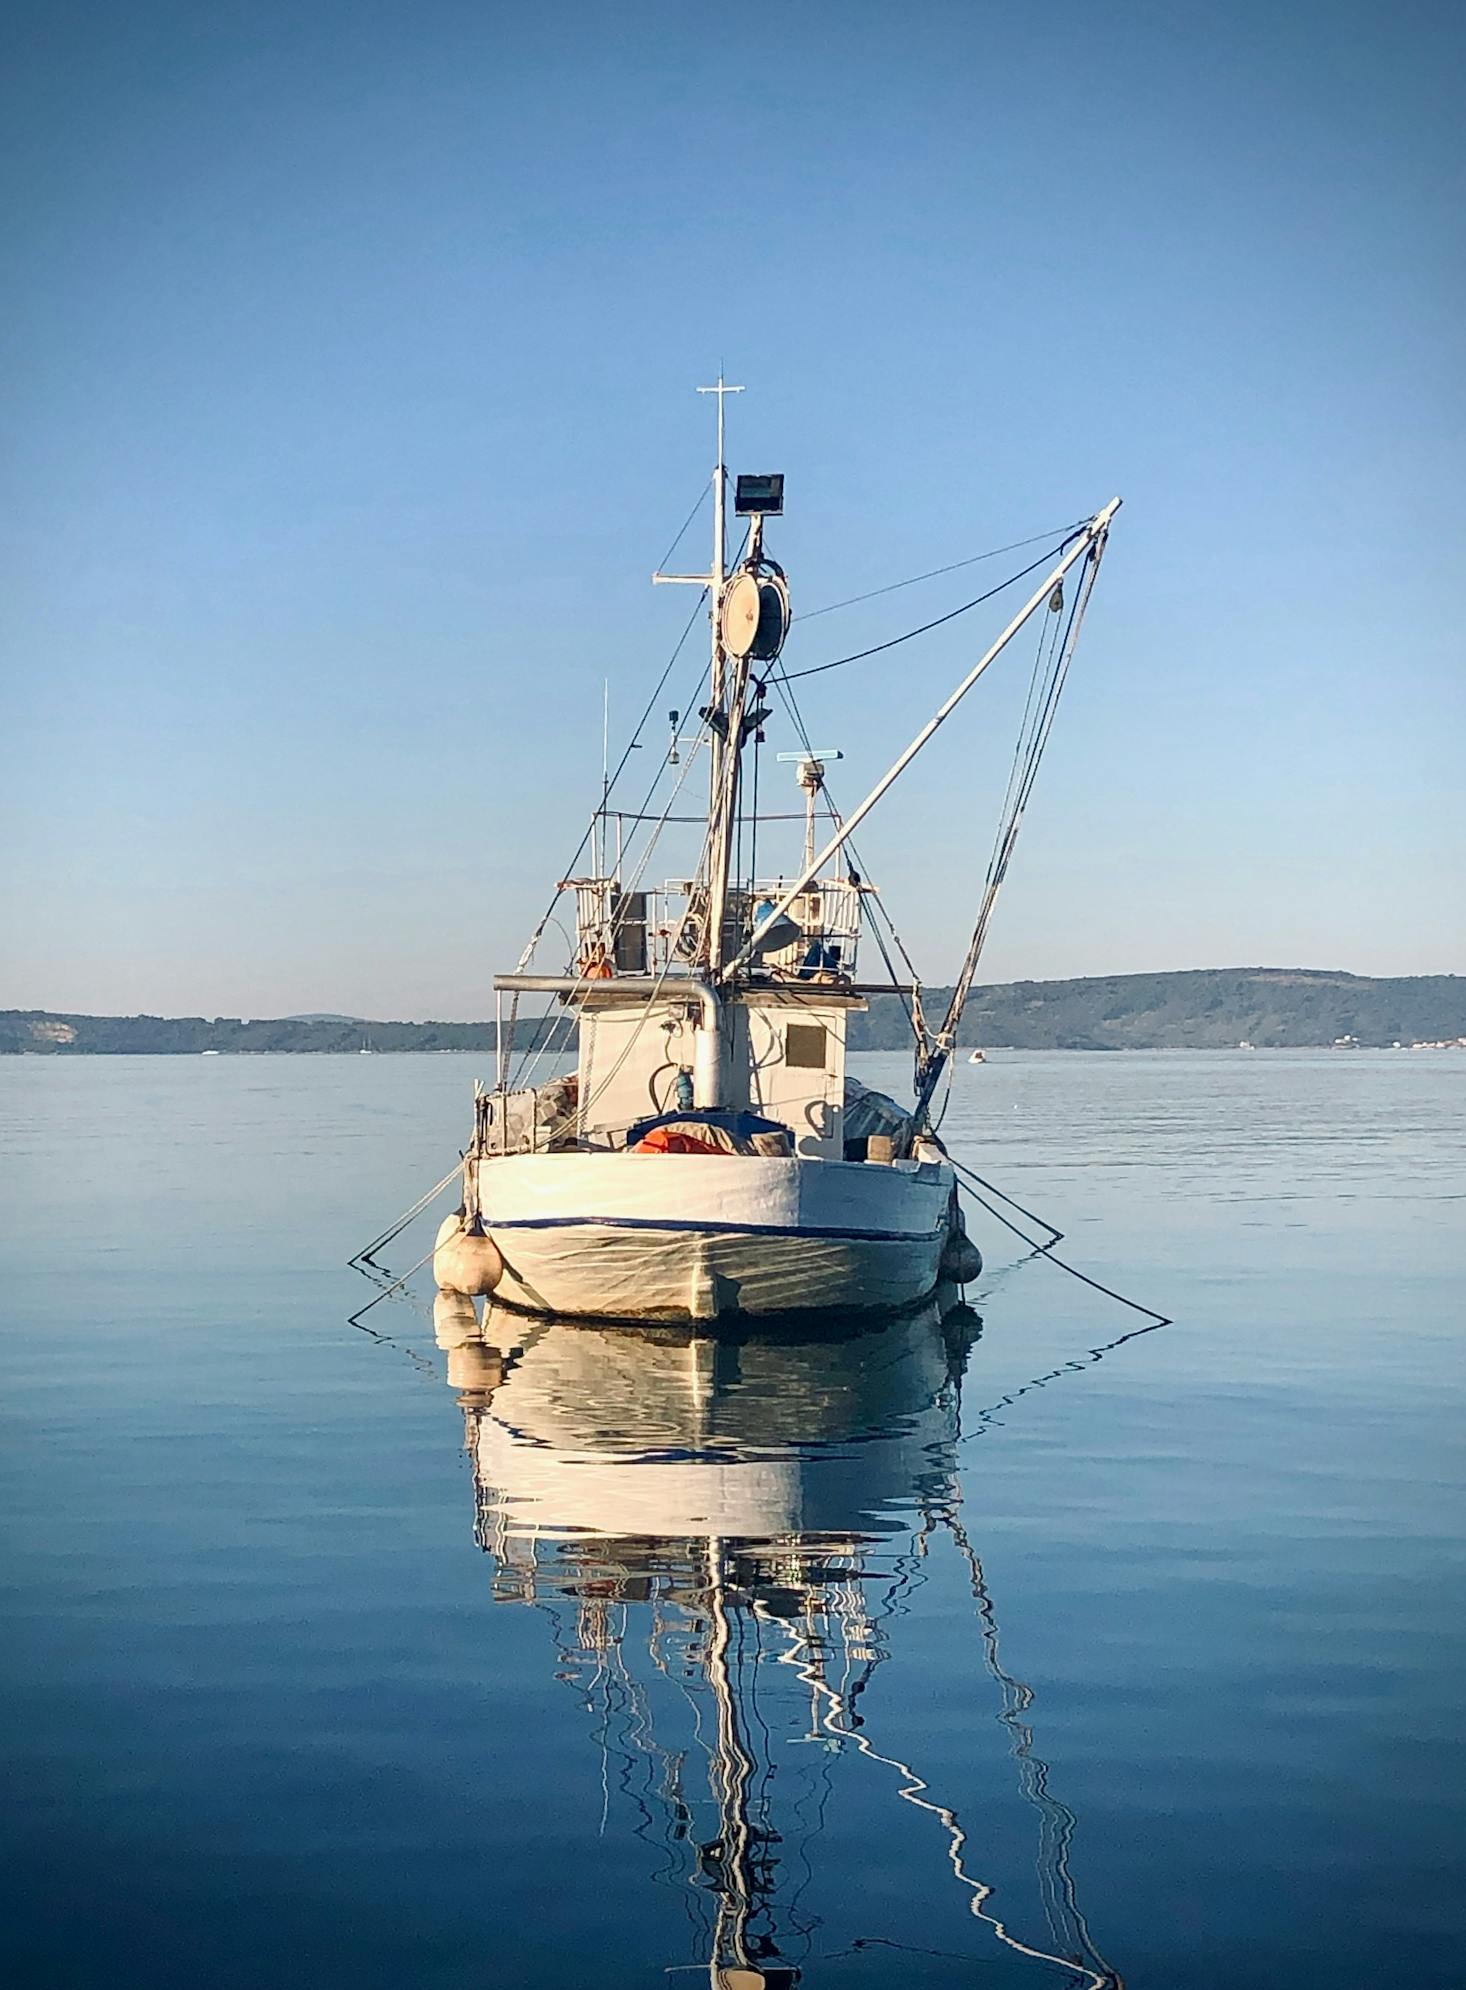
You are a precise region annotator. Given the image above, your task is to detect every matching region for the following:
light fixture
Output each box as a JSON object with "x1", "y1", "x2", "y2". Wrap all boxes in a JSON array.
[{"x1": 734, "y1": 473, "x2": 784, "y2": 516}]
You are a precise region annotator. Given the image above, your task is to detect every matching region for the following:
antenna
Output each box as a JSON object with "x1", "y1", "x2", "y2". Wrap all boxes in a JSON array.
[
  {"x1": 777, "y1": 749, "x2": 843, "y2": 873},
  {"x1": 601, "y1": 678, "x2": 611, "y2": 882},
  {"x1": 696, "y1": 373, "x2": 744, "y2": 583}
]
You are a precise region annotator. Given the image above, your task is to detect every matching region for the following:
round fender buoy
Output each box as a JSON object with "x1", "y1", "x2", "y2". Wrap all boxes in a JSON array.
[
  {"x1": 941, "y1": 1223, "x2": 983, "y2": 1285},
  {"x1": 433, "y1": 1214, "x2": 504, "y2": 1297}
]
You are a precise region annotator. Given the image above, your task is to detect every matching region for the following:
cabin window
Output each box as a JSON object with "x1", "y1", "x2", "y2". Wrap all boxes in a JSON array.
[{"x1": 785, "y1": 1022, "x2": 828, "y2": 1070}]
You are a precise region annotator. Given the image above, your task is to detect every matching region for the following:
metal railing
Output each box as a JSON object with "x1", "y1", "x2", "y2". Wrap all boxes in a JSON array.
[{"x1": 566, "y1": 876, "x2": 866, "y2": 980}]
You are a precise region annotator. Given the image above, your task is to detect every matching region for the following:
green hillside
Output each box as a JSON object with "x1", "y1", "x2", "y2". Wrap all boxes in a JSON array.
[
  {"x1": 3, "y1": 969, "x2": 1462, "y2": 1055},
  {"x1": 849, "y1": 968, "x2": 1466, "y2": 1051},
  {"x1": 0, "y1": 1013, "x2": 504, "y2": 1055}
]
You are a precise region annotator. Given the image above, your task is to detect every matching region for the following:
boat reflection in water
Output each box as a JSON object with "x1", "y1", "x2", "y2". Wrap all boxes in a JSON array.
[{"x1": 435, "y1": 1293, "x2": 1122, "y2": 1989}]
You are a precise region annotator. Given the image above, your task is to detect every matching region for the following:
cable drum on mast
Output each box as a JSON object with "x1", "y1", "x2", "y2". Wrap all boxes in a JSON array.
[
  {"x1": 720, "y1": 564, "x2": 791, "y2": 663},
  {"x1": 749, "y1": 564, "x2": 791, "y2": 660}
]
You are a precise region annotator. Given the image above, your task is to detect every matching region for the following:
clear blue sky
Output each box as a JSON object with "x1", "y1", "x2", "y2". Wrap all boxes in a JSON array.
[{"x1": 3, "y1": 0, "x2": 1462, "y2": 1020}]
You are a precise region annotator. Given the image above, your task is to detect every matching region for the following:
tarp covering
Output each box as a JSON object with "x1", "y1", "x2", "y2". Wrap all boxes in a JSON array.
[
  {"x1": 625, "y1": 1107, "x2": 794, "y2": 1157},
  {"x1": 842, "y1": 1076, "x2": 916, "y2": 1159}
]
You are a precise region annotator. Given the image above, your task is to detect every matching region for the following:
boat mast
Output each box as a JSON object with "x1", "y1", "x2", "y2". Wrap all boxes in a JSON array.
[
  {"x1": 700, "y1": 375, "x2": 736, "y2": 742},
  {"x1": 699, "y1": 375, "x2": 743, "y2": 976}
]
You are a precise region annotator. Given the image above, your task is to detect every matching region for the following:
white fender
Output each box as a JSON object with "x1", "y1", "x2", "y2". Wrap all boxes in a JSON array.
[{"x1": 433, "y1": 1213, "x2": 504, "y2": 1297}]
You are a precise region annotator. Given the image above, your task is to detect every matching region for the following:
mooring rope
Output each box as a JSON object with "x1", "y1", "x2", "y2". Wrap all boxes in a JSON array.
[
  {"x1": 348, "y1": 1158, "x2": 464, "y2": 1270},
  {"x1": 949, "y1": 1155, "x2": 1171, "y2": 1328},
  {"x1": 346, "y1": 1236, "x2": 442, "y2": 1330}
]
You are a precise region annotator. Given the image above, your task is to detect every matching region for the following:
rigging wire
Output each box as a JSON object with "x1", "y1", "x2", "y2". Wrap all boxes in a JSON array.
[
  {"x1": 767, "y1": 668, "x2": 927, "y2": 1052},
  {"x1": 507, "y1": 646, "x2": 713, "y2": 1093},
  {"x1": 511, "y1": 523, "x2": 749, "y2": 1011},
  {"x1": 529, "y1": 723, "x2": 718, "y2": 1126},
  {"x1": 989, "y1": 572, "x2": 1085, "y2": 884},
  {"x1": 512, "y1": 586, "x2": 709, "y2": 979},
  {"x1": 989, "y1": 576, "x2": 1068, "y2": 879},
  {"x1": 777, "y1": 535, "x2": 1081, "y2": 683},
  {"x1": 913, "y1": 529, "x2": 1112, "y2": 1121},
  {"x1": 798, "y1": 521, "x2": 1087, "y2": 621},
  {"x1": 774, "y1": 1603, "x2": 1114, "y2": 1989},
  {"x1": 656, "y1": 481, "x2": 711, "y2": 573},
  {"x1": 940, "y1": 1508, "x2": 1120, "y2": 1983},
  {"x1": 573, "y1": 880, "x2": 707, "y2": 1133}
]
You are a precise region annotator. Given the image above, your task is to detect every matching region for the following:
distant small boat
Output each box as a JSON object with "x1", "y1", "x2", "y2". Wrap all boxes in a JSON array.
[
  {"x1": 200, "y1": 1049, "x2": 221, "y2": 1056},
  {"x1": 1238, "y1": 1039, "x2": 1254, "y2": 1051},
  {"x1": 968, "y1": 1048, "x2": 987, "y2": 1064}
]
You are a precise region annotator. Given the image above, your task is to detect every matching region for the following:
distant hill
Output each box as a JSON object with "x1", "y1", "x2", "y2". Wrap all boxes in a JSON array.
[
  {"x1": 2, "y1": 969, "x2": 1462, "y2": 1055},
  {"x1": 0, "y1": 1012, "x2": 502, "y2": 1055},
  {"x1": 849, "y1": 968, "x2": 1466, "y2": 1051}
]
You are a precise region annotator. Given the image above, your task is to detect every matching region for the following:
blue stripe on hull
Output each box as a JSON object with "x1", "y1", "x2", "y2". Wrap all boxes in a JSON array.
[{"x1": 486, "y1": 1214, "x2": 945, "y2": 1245}]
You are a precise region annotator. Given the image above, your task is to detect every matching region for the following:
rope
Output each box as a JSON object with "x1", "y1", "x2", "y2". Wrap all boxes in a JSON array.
[
  {"x1": 777, "y1": 535, "x2": 1080, "y2": 682},
  {"x1": 512, "y1": 588, "x2": 708, "y2": 980},
  {"x1": 345, "y1": 1235, "x2": 442, "y2": 1328},
  {"x1": 767, "y1": 666, "x2": 929, "y2": 1054},
  {"x1": 777, "y1": 1609, "x2": 1114, "y2": 1989},
  {"x1": 524, "y1": 728, "x2": 718, "y2": 1129},
  {"x1": 950, "y1": 1156, "x2": 1171, "y2": 1328},
  {"x1": 913, "y1": 531, "x2": 1110, "y2": 1124},
  {"x1": 768, "y1": 666, "x2": 917, "y2": 975},
  {"x1": 940, "y1": 1508, "x2": 1119, "y2": 1982},
  {"x1": 947, "y1": 1155, "x2": 1063, "y2": 1247},
  {"x1": 348, "y1": 1158, "x2": 464, "y2": 1268},
  {"x1": 961, "y1": 1294, "x2": 1170, "y2": 1442},
  {"x1": 574, "y1": 834, "x2": 717, "y2": 1131},
  {"x1": 655, "y1": 480, "x2": 710, "y2": 573},
  {"x1": 508, "y1": 649, "x2": 712, "y2": 1090},
  {"x1": 797, "y1": 522, "x2": 1088, "y2": 621}
]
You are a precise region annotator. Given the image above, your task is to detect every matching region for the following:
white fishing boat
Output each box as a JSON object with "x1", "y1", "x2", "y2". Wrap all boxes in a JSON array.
[
  {"x1": 969, "y1": 1047, "x2": 987, "y2": 1064},
  {"x1": 434, "y1": 383, "x2": 1119, "y2": 1324}
]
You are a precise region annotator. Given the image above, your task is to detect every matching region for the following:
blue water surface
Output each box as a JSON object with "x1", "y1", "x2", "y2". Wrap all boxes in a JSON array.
[{"x1": 1, "y1": 1049, "x2": 1462, "y2": 1988}]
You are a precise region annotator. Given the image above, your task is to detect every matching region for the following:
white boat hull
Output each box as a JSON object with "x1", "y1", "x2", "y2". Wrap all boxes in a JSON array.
[{"x1": 469, "y1": 1149, "x2": 954, "y2": 1323}]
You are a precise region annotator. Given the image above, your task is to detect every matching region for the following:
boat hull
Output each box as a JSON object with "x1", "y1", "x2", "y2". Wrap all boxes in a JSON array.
[{"x1": 469, "y1": 1150, "x2": 954, "y2": 1323}]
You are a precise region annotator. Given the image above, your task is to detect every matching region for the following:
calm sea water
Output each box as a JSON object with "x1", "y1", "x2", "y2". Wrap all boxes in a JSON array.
[{"x1": 2, "y1": 1050, "x2": 1462, "y2": 1989}]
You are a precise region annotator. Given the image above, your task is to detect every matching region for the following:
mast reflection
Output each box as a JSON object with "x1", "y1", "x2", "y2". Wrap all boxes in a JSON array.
[{"x1": 436, "y1": 1293, "x2": 1122, "y2": 1990}]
